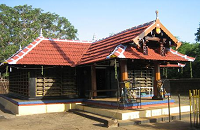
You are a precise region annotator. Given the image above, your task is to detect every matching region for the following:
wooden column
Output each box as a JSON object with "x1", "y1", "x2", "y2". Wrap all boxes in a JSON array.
[
  {"x1": 119, "y1": 59, "x2": 128, "y2": 97},
  {"x1": 152, "y1": 62, "x2": 161, "y2": 99},
  {"x1": 91, "y1": 64, "x2": 97, "y2": 98},
  {"x1": 120, "y1": 59, "x2": 128, "y2": 81},
  {"x1": 29, "y1": 70, "x2": 36, "y2": 99}
]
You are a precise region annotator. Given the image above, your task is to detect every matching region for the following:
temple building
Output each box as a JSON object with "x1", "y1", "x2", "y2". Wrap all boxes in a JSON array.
[{"x1": 0, "y1": 12, "x2": 195, "y2": 102}]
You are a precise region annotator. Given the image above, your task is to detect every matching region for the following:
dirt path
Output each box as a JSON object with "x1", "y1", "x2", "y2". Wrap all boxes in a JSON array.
[{"x1": 171, "y1": 94, "x2": 190, "y2": 105}]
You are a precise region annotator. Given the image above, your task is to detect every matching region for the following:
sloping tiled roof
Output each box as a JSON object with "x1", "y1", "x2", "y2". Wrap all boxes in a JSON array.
[
  {"x1": 4, "y1": 20, "x2": 195, "y2": 67},
  {"x1": 169, "y1": 48, "x2": 195, "y2": 61},
  {"x1": 6, "y1": 36, "x2": 91, "y2": 67},
  {"x1": 160, "y1": 63, "x2": 186, "y2": 68},
  {"x1": 79, "y1": 21, "x2": 155, "y2": 65},
  {"x1": 79, "y1": 20, "x2": 194, "y2": 65},
  {"x1": 123, "y1": 47, "x2": 194, "y2": 62}
]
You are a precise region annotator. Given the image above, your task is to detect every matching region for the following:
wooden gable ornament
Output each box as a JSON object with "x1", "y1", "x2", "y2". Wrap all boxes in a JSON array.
[{"x1": 132, "y1": 10, "x2": 181, "y2": 54}]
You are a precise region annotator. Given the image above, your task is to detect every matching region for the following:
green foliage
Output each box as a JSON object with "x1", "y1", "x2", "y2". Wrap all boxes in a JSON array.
[
  {"x1": 167, "y1": 22, "x2": 200, "y2": 78},
  {"x1": 166, "y1": 42, "x2": 200, "y2": 79},
  {"x1": 195, "y1": 23, "x2": 200, "y2": 42},
  {"x1": 0, "y1": 4, "x2": 78, "y2": 62}
]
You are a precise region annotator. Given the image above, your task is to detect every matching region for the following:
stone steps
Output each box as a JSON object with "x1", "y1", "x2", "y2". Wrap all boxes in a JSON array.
[
  {"x1": 70, "y1": 108, "x2": 190, "y2": 127},
  {"x1": 69, "y1": 109, "x2": 118, "y2": 127},
  {"x1": 74, "y1": 103, "x2": 190, "y2": 120},
  {"x1": 118, "y1": 112, "x2": 190, "y2": 126}
]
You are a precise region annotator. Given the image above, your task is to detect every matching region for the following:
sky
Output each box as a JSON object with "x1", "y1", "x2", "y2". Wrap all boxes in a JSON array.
[{"x1": 1, "y1": 0, "x2": 200, "y2": 43}]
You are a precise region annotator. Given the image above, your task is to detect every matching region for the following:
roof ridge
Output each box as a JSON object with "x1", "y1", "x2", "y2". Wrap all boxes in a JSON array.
[
  {"x1": 6, "y1": 36, "x2": 44, "y2": 64},
  {"x1": 93, "y1": 20, "x2": 155, "y2": 43},
  {"x1": 4, "y1": 36, "x2": 92, "y2": 66},
  {"x1": 43, "y1": 37, "x2": 92, "y2": 43},
  {"x1": 170, "y1": 48, "x2": 195, "y2": 62}
]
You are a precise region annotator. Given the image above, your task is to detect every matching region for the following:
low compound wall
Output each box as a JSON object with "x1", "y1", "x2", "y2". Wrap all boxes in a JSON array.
[{"x1": 169, "y1": 78, "x2": 200, "y2": 94}]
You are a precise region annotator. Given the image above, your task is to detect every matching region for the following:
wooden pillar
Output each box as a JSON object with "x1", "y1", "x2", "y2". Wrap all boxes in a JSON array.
[
  {"x1": 91, "y1": 64, "x2": 97, "y2": 98},
  {"x1": 120, "y1": 59, "x2": 128, "y2": 82},
  {"x1": 29, "y1": 70, "x2": 36, "y2": 99},
  {"x1": 152, "y1": 62, "x2": 161, "y2": 99},
  {"x1": 119, "y1": 59, "x2": 128, "y2": 96}
]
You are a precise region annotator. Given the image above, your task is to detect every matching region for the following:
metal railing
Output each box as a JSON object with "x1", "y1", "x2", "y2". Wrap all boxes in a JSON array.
[{"x1": 189, "y1": 89, "x2": 200, "y2": 128}]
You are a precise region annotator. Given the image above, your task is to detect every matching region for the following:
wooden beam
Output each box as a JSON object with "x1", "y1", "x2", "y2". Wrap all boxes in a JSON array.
[
  {"x1": 145, "y1": 36, "x2": 160, "y2": 42},
  {"x1": 145, "y1": 36, "x2": 167, "y2": 43},
  {"x1": 91, "y1": 64, "x2": 97, "y2": 98}
]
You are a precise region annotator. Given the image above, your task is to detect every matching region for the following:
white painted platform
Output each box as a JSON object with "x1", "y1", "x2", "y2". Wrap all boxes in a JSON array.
[
  {"x1": 75, "y1": 104, "x2": 190, "y2": 120},
  {"x1": 0, "y1": 96, "x2": 81, "y2": 116},
  {"x1": 0, "y1": 95, "x2": 191, "y2": 120}
]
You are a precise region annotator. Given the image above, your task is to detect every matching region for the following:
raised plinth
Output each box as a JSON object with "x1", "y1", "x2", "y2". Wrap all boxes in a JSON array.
[
  {"x1": 0, "y1": 95, "x2": 83, "y2": 116},
  {"x1": 75, "y1": 104, "x2": 190, "y2": 120},
  {"x1": 0, "y1": 95, "x2": 190, "y2": 119}
]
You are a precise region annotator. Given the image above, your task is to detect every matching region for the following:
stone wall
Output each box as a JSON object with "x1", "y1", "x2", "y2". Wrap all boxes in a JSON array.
[{"x1": 168, "y1": 78, "x2": 200, "y2": 94}]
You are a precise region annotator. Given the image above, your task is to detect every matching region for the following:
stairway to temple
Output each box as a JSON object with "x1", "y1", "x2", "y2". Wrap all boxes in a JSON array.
[{"x1": 70, "y1": 103, "x2": 190, "y2": 127}]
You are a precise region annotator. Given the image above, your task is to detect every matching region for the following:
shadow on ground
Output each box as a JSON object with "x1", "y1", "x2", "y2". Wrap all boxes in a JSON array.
[
  {"x1": 0, "y1": 103, "x2": 13, "y2": 115},
  {"x1": 120, "y1": 118, "x2": 196, "y2": 130}
]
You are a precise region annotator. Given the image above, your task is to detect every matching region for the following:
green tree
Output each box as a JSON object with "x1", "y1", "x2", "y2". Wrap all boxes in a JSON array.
[
  {"x1": 195, "y1": 23, "x2": 200, "y2": 42},
  {"x1": 0, "y1": 4, "x2": 78, "y2": 62},
  {"x1": 166, "y1": 42, "x2": 200, "y2": 79}
]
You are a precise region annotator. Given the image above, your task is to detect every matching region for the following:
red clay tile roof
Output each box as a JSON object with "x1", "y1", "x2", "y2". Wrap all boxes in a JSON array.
[
  {"x1": 6, "y1": 36, "x2": 91, "y2": 67},
  {"x1": 160, "y1": 63, "x2": 186, "y2": 68},
  {"x1": 123, "y1": 47, "x2": 194, "y2": 62},
  {"x1": 79, "y1": 20, "x2": 195, "y2": 65},
  {"x1": 79, "y1": 21, "x2": 155, "y2": 65},
  {"x1": 169, "y1": 48, "x2": 195, "y2": 61},
  {"x1": 4, "y1": 20, "x2": 195, "y2": 67}
]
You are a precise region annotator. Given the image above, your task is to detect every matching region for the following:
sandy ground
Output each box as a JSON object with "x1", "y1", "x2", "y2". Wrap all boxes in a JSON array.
[
  {"x1": 0, "y1": 111, "x2": 194, "y2": 130},
  {"x1": 171, "y1": 94, "x2": 190, "y2": 105},
  {"x1": 0, "y1": 95, "x2": 197, "y2": 130}
]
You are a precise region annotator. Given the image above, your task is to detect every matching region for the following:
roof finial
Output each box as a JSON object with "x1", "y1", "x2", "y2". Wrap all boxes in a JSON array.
[
  {"x1": 155, "y1": 10, "x2": 159, "y2": 20},
  {"x1": 39, "y1": 28, "x2": 43, "y2": 37},
  {"x1": 19, "y1": 45, "x2": 22, "y2": 50},
  {"x1": 92, "y1": 33, "x2": 97, "y2": 42}
]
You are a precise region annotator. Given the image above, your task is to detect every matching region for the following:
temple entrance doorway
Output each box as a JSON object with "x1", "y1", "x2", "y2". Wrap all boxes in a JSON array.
[{"x1": 96, "y1": 68, "x2": 107, "y2": 97}]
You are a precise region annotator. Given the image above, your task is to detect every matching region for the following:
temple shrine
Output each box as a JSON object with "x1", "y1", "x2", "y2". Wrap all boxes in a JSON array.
[{"x1": 0, "y1": 11, "x2": 195, "y2": 116}]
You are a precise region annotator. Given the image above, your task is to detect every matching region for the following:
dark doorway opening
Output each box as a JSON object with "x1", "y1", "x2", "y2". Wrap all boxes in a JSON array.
[{"x1": 96, "y1": 68, "x2": 107, "y2": 96}]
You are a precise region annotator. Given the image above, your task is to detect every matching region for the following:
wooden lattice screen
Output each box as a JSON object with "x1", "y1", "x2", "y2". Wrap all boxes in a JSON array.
[
  {"x1": 0, "y1": 78, "x2": 9, "y2": 94},
  {"x1": 35, "y1": 67, "x2": 77, "y2": 97},
  {"x1": 128, "y1": 69, "x2": 154, "y2": 94},
  {"x1": 9, "y1": 69, "x2": 29, "y2": 96}
]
